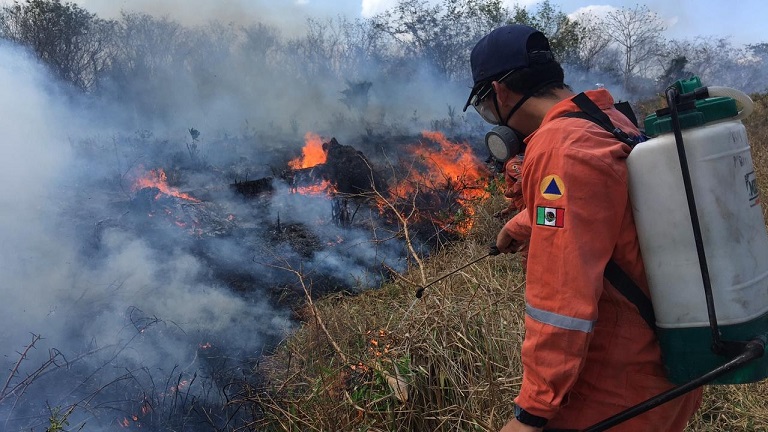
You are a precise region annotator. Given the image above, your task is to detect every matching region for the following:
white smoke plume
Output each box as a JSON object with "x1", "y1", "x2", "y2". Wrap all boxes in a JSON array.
[
  {"x1": 0, "y1": 39, "x2": 309, "y2": 429},
  {"x1": 0, "y1": 0, "x2": 445, "y2": 421}
]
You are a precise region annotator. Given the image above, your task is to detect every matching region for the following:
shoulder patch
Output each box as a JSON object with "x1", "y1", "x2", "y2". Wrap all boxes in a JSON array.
[
  {"x1": 536, "y1": 206, "x2": 564, "y2": 228},
  {"x1": 540, "y1": 174, "x2": 565, "y2": 200}
]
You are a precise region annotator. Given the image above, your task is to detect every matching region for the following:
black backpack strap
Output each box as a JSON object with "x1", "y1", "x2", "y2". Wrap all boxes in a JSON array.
[
  {"x1": 614, "y1": 100, "x2": 639, "y2": 128},
  {"x1": 559, "y1": 93, "x2": 656, "y2": 331},
  {"x1": 604, "y1": 260, "x2": 657, "y2": 331},
  {"x1": 561, "y1": 92, "x2": 640, "y2": 148}
]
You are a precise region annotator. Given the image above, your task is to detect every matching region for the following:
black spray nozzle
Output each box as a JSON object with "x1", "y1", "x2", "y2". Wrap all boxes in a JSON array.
[
  {"x1": 676, "y1": 85, "x2": 711, "y2": 106},
  {"x1": 655, "y1": 86, "x2": 712, "y2": 118}
]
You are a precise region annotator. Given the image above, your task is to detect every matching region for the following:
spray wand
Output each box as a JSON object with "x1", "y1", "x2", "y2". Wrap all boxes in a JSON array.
[{"x1": 415, "y1": 245, "x2": 500, "y2": 298}]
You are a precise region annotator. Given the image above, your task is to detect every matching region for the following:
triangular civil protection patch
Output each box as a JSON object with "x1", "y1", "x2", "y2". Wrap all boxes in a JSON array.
[
  {"x1": 539, "y1": 174, "x2": 565, "y2": 200},
  {"x1": 544, "y1": 179, "x2": 561, "y2": 195}
]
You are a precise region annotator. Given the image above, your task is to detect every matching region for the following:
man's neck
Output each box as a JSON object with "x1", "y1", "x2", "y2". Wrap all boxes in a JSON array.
[{"x1": 526, "y1": 88, "x2": 575, "y2": 127}]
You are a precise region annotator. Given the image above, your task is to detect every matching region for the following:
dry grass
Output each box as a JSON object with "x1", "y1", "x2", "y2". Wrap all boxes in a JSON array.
[
  {"x1": 744, "y1": 93, "x2": 768, "y2": 223},
  {"x1": 243, "y1": 95, "x2": 768, "y2": 431}
]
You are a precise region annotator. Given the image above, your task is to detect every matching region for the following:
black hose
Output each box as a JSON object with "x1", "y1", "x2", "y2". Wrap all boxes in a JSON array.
[
  {"x1": 581, "y1": 337, "x2": 765, "y2": 432},
  {"x1": 665, "y1": 86, "x2": 724, "y2": 352}
]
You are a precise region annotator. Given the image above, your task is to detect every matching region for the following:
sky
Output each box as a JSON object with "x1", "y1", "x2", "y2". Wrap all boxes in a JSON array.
[
  {"x1": 12, "y1": 0, "x2": 758, "y2": 47},
  {"x1": 0, "y1": 0, "x2": 762, "y2": 46},
  {"x1": 358, "y1": 0, "x2": 765, "y2": 46}
]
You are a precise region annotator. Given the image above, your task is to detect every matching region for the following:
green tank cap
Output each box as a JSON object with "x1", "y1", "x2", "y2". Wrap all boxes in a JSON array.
[
  {"x1": 675, "y1": 75, "x2": 703, "y2": 94},
  {"x1": 643, "y1": 76, "x2": 739, "y2": 137}
]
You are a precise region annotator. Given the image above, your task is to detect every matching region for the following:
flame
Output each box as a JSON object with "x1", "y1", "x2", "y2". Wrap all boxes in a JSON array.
[
  {"x1": 391, "y1": 131, "x2": 487, "y2": 200},
  {"x1": 131, "y1": 167, "x2": 200, "y2": 202},
  {"x1": 285, "y1": 131, "x2": 487, "y2": 235},
  {"x1": 118, "y1": 399, "x2": 153, "y2": 429},
  {"x1": 170, "y1": 379, "x2": 190, "y2": 393},
  {"x1": 289, "y1": 132, "x2": 327, "y2": 169},
  {"x1": 294, "y1": 179, "x2": 337, "y2": 196},
  {"x1": 383, "y1": 131, "x2": 489, "y2": 235}
]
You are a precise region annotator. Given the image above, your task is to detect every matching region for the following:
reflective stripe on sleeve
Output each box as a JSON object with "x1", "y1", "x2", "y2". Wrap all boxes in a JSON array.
[{"x1": 526, "y1": 303, "x2": 595, "y2": 333}]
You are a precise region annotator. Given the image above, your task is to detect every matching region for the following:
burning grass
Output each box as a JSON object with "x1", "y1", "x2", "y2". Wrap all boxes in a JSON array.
[{"x1": 243, "y1": 96, "x2": 768, "y2": 431}]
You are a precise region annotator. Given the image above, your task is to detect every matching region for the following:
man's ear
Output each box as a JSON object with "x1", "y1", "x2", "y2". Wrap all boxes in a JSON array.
[{"x1": 492, "y1": 81, "x2": 520, "y2": 108}]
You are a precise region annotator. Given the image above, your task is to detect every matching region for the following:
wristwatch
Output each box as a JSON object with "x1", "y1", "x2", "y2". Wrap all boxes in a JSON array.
[{"x1": 514, "y1": 403, "x2": 548, "y2": 428}]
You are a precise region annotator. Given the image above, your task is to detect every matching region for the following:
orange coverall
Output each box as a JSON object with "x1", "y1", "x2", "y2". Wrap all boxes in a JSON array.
[
  {"x1": 503, "y1": 154, "x2": 526, "y2": 213},
  {"x1": 515, "y1": 89, "x2": 702, "y2": 430},
  {"x1": 500, "y1": 155, "x2": 532, "y2": 261}
]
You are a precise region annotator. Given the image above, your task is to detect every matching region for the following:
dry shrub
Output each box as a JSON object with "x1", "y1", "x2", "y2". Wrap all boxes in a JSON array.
[
  {"x1": 244, "y1": 98, "x2": 768, "y2": 431},
  {"x1": 744, "y1": 92, "x2": 768, "y2": 222}
]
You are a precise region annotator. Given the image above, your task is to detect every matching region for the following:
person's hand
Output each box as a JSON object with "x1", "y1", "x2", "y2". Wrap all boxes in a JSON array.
[
  {"x1": 499, "y1": 417, "x2": 543, "y2": 432},
  {"x1": 496, "y1": 228, "x2": 522, "y2": 254}
]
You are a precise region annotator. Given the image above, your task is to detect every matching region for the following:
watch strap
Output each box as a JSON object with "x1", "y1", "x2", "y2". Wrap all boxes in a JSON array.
[{"x1": 514, "y1": 403, "x2": 548, "y2": 428}]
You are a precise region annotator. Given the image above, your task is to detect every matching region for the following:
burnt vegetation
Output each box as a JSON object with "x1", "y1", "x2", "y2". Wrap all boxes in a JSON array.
[{"x1": 1, "y1": 0, "x2": 767, "y2": 431}]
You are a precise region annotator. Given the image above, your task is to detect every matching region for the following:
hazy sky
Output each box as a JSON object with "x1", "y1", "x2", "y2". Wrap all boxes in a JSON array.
[
  {"x1": 359, "y1": 0, "x2": 764, "y2": 46},
  {"x1": 0, "y1": 0, "x2": 762, "y2": 46}
]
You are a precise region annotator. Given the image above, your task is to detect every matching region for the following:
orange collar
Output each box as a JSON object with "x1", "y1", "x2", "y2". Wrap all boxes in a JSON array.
[{"x1": 541, "y1": 89, "x2": 616, "y2": 127}]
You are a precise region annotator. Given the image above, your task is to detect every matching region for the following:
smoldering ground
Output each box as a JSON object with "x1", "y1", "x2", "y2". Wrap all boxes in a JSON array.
[
  {"x1": 0, "y1": 32, "x2": 416, "y2": 430},
  {"x1": 0, "y1": 40, "x2": 287, "y2": 429},
  {"x1": 0, "y1": 0, "x2": 500, "y2": 426}
]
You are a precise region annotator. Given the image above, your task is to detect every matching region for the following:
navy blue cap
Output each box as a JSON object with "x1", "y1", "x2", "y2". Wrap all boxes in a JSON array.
[{"x1": 463, "y1": 24, "x2": 553, "y2": 111}]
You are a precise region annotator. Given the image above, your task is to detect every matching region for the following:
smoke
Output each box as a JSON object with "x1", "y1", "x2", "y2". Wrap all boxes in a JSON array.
[
  {"x1": 0, "y1": 42, "x2": 76, "y2": 349},
  {"x1": 0, "y1": 39, "x2": 307, "y2": 429},
  {"x1": 70, "y1": 10, "x2": 474, "y2": 158},
  {"x1": 0, "y1": 0, "x2": 493, "y2": 426},
  {"x1": 73, "y1": 0, "x2": 337, "y2": 34},
  {"x1": 0, "y1": 16, "x2": 638, "y2": 427},
  {"x1": 563, "y1": 65, "x2": 632, "y2": 103},
  {"x1": 0, "y1": 37, "x2": 334, "y2": 432},
  {"x1": 0, "y1": 0, "x2": 431, "y2": 423}
]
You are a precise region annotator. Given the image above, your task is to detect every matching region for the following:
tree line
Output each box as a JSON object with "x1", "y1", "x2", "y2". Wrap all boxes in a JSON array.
[{"x1": 1, "y1": 0, "x2": 765, "y2": 116}]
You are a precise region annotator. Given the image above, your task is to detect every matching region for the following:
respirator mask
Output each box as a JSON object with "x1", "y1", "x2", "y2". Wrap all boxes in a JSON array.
[
  {"x1": 473, "y1": 77, "x2": 563, "y2": 163},
  {"x1": 485, "y1": 126, "x2": 526, "y2": 163},
  {"x1": 470, "y1": 88, "x2": 533, "y2": 164}
]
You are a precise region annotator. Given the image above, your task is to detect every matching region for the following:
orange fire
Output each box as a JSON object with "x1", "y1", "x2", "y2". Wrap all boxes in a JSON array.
[
  {"x1": 131, "y1": 167, "x2": 200, "y2": 202},
  {"x1": 170, "y1": 379, "x2": 190, "y2": 393},
  {"x1": 289, "y1": 132, "x2": 327, "y2": 169},
  {"x1": 294, "y1": 179, "x2": 337, "y2": 196},
  {"x1": 287, "y1": 131, "x2": 488, "y2": 235},
  {"x1": 390, "y1": 131, "x2": 487, "y2": 199},
  {"x1": 385, "y1": 131, "x2": 490, "y2": 235},
  {"x1": 118, "y1": 400, "x2": 152, "y2": 429}
]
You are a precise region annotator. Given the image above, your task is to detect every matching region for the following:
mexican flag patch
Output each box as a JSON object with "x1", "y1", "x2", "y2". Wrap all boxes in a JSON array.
[{"x1": 536, "y1": 206, "x2": 564, "y2": 228}]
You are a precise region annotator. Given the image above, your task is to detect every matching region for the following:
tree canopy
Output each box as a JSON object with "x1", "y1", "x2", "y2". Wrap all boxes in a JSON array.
[{"x1": 1, "y1": 0, "x2": 764, "y2": 101}]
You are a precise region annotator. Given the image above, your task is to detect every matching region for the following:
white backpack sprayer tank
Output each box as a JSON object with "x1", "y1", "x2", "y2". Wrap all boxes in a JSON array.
[{"x1": 627, "y1": 76, "x2": 768, "y2": 384}]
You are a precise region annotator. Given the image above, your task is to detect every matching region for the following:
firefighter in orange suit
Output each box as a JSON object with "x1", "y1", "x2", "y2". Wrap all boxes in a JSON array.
[
  {"x1": 497, "y1": 154, "x2": 531, "y2": 263},
  {"x1": 462, "y1": 24, "x2": 702, "y2": 431},
  {"x1": 499, "y1": 154, "x2": 526, "y2": 218}
]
